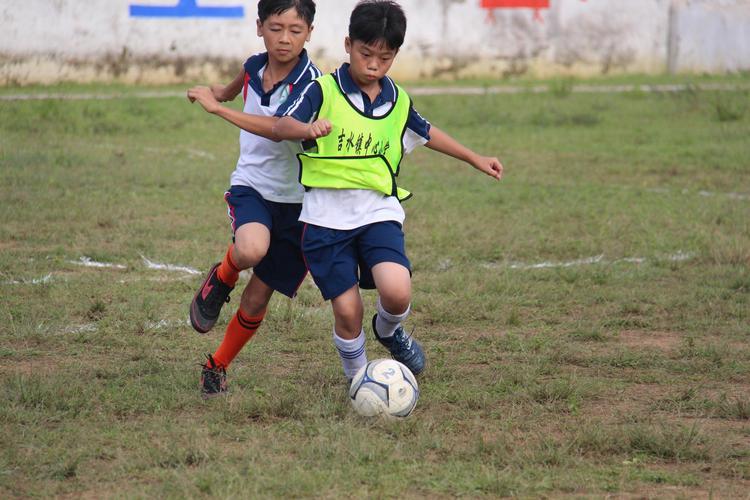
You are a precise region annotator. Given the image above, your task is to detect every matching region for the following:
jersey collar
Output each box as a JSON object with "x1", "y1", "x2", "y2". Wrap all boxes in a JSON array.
[
  {"x1": 245, "y1": 49, "x2": 314, "y2": 99},
  {"x1": 335, "y1": 63, "x2": 397, "y2": 107}
]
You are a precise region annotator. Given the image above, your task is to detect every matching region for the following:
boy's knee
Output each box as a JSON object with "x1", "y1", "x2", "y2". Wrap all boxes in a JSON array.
[
  {"x1": 233, "y1": 239, "x2": 267, "y2": 268},
  {"x1": 379, "y1": 290, "x2": 411, "y2": 315}
]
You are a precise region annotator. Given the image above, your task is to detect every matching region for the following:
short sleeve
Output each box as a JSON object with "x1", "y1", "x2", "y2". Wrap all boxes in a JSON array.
[
  {"x1": 403, "y1": 106, "x2": 431, "y2": 153},
  {"x1": 274, "y1": 81, "x2": 323, "y2": 123}
]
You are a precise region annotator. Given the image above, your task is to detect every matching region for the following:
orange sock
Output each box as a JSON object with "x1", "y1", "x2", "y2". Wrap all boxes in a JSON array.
[
  {"x1": 217, "y1": 244, "x2": 241, "y2": 287},
  {"x1": 211, "y1": 308, "x2": 265, "y2": 368}
]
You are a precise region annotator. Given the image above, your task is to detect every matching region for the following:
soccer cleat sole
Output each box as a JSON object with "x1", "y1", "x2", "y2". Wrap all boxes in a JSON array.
[
  {"x1": 190, "y1": 300, "x2": 216, "y2": 334},
  {"x1": 189, "y1": 263, "x2": 222, "y2": 334}
]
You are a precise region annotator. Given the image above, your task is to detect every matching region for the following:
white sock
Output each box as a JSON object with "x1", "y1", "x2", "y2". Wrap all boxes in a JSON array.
[
  {"x1": 375, "y1": 298, "x2": 410, "y2": 339},
  {"x1": 333, "y1": 328, "x2": 367, "y2": 380}
]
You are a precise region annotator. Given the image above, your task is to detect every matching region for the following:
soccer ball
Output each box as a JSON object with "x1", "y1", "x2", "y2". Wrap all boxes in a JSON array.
[{"x1": 349, "y1": 359, "x2": 419, "y2": 418}]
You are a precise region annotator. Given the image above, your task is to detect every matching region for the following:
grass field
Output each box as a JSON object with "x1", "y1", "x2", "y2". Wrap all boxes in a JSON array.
[{"x1": 1, "y1": 76, "x2": 749, "y2": 497}]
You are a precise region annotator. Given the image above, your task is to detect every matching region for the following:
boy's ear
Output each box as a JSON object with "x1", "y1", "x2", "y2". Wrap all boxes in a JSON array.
[
  {"x1": 256, "y1": 19, "x2": 263, "y2": 37},
  {"x1": 307, "y1": 24, "x2": 314, "y2": 42},
  {"x1": 344, "y1": 37, "x2": 352, "y2": 54}
]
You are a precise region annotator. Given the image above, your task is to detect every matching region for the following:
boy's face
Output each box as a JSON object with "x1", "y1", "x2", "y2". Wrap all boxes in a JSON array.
[
  {"x1": 257, "y1": 8, "x2": 313, "y2": 65},
  {"x1": 345, "y1": 38, "x2": 398, "y2": 86}
]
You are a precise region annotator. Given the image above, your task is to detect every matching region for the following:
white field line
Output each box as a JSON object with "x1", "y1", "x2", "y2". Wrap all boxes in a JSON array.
[
  {"x1": 88, "y1": 142, "x2": 216, "y2": 161},
  {"x1": 636, "y1": 186, "x2": 750, "y2": 201},
  {"x1": 141, "y1": 255, "x2": 201, "y2": 275},
  {"x1": 68, "y1": 256, "x2": 127, "y2": 269},
  {"x1": 645, "y1": 187, "x2": 750, "y2": 201},
  {"x1": 697, "y1": 190, "x2": 750, "y2": 201},
  {"x1": 0, "y1": 90, "x2": 185, "y2": 101},
  {"x1": 482, "y1": 251, "x2": 695, "y2": 271},
  {"x1": 144, "y1": 319, "x2": 191, "y2": 331},
  {"x1": 117, "y1": 275, "x2": 195, "y2": 284},
  {"x1": 3, "y1": 83, "x2": 749, "y2": 102},
  {"x1": 4, "y1": 256, "x2": 202, "y2": 286},
  {"x1": 2, "y1": 273, "x2": 53, "y2": 285},
  {"x1": 410, "y1": 82, "x2": 750, "y2": 96},
  {"x1": 142, "y1": 145, "x2": 215, "y2": 160},
  {"x1": 509, "y1": 255, "x2": 605, "y2": 270},
  {"x1": 59, "y1": 319, "x2": 190, "y2": 335},
  {"x1": 63, "y1": 323, "x2": 98, "y2": 334}
]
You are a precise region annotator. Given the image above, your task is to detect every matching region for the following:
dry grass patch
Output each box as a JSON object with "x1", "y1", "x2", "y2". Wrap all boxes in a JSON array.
[{"x1": 617, "y1": 329, "x2": 682, "y2": 352}]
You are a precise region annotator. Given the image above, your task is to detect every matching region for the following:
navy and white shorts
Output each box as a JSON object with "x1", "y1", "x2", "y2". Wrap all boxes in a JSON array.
[
  {"x1": 301, "y1": 220, "x2": 412, "y2": 301},
  {"x1": 224, "y1": 185, "x2": 307, "y2": 298}
]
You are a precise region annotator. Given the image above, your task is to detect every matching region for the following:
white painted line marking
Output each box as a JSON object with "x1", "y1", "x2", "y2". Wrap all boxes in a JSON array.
[
  {"x1": 141, "y1": 255, "x2": 200, "y2": 275},
  {"x1": 68, "y1": 256, "x2": 127, "y2": 269},
  {"x1": 508, "y1": 255, "x2": 604, "y2": 270},
  {"x1": 3, "y1": 273, "x2": 53, "y2": 285},
  {"x1": 696, "y1": 190, "x2": 750, "y2": 201},
  {"x1": 142, "y1": 145, "x2": 215, "y2": 160},
  {"x1": 482, "y1": 252, "x2": 695, "y2": 271},
  {"x1": 0, "y1": 90, "x2": 185, "y2": 101},
  {"x1": 645, "y1": 187, "x2": 749, "y2": 202},
  {"x1": 2, "y1": 83, "x2": 748, "y2": 102},
  {"x1": 144, "y1": 319, "x2": 191, "y2": 331},
  {"x1": 117, "y1": 275, "x2": 194, "y2": 284},
  {"x1": 408, "y1": 83, "x2": 750, "y2": 96},
  {"x1": 63, "y1": 323, "x2": 98, "y2": 334}
]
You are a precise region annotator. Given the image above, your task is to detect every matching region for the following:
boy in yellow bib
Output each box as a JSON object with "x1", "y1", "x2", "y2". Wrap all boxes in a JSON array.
[{"x1": 274, "y1": 0, "x2": 503, "y2": 380}]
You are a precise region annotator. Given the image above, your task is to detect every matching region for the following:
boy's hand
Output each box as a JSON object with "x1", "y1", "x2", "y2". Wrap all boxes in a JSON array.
[
  {"x1": 307, "y1": 119, "x2": 333, "y2": 139},
  {"x1": 472, "y1": 155, "x2": 504, "y2": 181},
  {"x1": 187, "y1": 86, "x2": 221, "y2": 114}
]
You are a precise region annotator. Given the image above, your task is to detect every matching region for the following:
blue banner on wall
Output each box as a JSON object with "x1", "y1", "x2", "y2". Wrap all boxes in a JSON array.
[{"x1": 130, "y1": 0, "x2": 244, "y2": 18}]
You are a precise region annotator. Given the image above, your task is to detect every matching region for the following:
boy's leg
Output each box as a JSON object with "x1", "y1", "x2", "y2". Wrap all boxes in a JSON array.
[
  {"x1": 371, "y1": 261, "x2": 411, "y2": 336},
  {"x1": 302, "y1": 224, "x2": 368, "y2": 381},
  {"x1": 200, "y1": 274, "x2": 273, "y2": 398},
  {"x1": 190, "y1": 186, "x2": 272, "y2": 333},
  {"x1": 360, "y1": 223, "x2": 425, "y2": 375},
  {"x1": 330, "y1": 285, "x2": 368, "y2": 381},
  {"x1": 191, "y1": 223, "x2": 270, "y2": 333},
  {"x1": 230, "y1": 222, "x2": 272, "y2": 271},
  {"x1": 201, "y1": 199, "x2": 307, "y2": 397},
  {"x1": 212, "y1": 274, "x2": 273, "y2": 367}
]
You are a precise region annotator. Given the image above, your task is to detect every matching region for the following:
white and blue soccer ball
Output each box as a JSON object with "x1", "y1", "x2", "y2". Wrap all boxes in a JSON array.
[{"x1": 349, "y1": 359, "x2": 419, "y2": 418}]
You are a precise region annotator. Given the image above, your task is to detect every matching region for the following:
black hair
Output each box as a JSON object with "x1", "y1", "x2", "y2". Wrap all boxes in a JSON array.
[
  {"x1": 258, "y1": 0, "x2": 316, "y2": 26},
  {"x1": 349, "y1": 0, "x2": 407, "y2": 50}
]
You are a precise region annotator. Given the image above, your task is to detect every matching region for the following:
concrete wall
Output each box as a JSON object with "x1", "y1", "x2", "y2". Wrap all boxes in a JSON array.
[{"x1": 1, "y1": 0, "x2": 749, "y2": 85}]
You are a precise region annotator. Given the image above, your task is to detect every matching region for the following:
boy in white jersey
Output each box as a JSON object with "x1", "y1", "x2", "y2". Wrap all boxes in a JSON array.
[
  {"x1": 186, "y1": 0, "x2": 320, "y2": 398},
  {"x1": 273, "y1": 0, "x2": 503, "y2": 381}
]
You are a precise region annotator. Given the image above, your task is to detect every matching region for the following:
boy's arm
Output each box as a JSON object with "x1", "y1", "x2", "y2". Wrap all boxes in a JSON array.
[
  {"x1": 426, "y1": 125, "x2": 503, "y2": 180},
  {"x1": 187, "y1": 85, "x2": 278, "y2": 140},
  {"x1": 211, "y1": 69, "x2": 245, "y2": 102},
  {"x1": 273, "y1": 116, "x2": 332, "y2": 141}
]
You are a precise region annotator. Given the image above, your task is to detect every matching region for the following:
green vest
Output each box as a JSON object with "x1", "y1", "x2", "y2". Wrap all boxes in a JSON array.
[{"x1": 297, "y1": 74, "x2": 412, "y2": 201}]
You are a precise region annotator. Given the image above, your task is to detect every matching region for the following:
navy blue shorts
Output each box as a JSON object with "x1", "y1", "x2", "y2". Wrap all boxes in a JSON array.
[
  {"x1": 224, "y1": 185, "x2": 307, "y2": 298},
  {"x1": 301, "y1": 221, "x2": 411, "y2": 301}
]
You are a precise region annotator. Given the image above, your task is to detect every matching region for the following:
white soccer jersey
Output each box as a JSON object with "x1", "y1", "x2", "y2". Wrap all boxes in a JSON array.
[{"x1": 229, "y1": 50, "x2": 321, "y2": 203}]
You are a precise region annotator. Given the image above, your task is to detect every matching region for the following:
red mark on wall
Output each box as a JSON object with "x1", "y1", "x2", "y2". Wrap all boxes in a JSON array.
[{"x1": 481, "y1": 0, "x2": 551, "y2": 22}]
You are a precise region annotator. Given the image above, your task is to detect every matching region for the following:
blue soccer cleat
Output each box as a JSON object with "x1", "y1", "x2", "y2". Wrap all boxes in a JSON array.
[{"x1": 371, "y1": 314, "x2": 426, "y2": 375}]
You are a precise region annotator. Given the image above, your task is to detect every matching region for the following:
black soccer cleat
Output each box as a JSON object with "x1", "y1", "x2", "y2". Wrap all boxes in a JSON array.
[
  {"x1": 200, "y1": 354, "x2": 227, "y2": 399},
  {"x1": 190, "y1": 263, "x2": 233, "y2": 334},
  {"x1": 372, "y1": 314, "x2": 426, "y2": 375}
]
